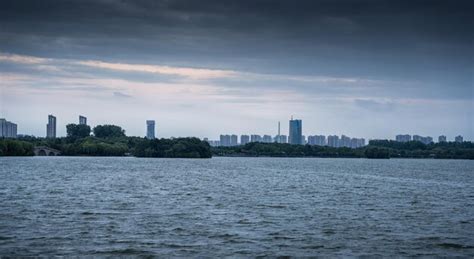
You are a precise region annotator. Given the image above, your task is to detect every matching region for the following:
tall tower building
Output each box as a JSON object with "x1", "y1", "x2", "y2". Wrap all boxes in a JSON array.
[
  {"x1": 46, "y1": 115, "x2": 57, "y2": 138},
  {"x1": 146, "y1": 120, "x2": 156, "y2": 139},
  {"x1": 288, "y1": 118, "x2": 302, "y2": 145},
  {"x1": 79, "y1": 115, "x2": 87, "y2": 125}
]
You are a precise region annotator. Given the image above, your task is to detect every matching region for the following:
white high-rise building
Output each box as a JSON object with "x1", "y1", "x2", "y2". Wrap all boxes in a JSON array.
[
  {"x1": 46, "y1": 115, "x2": 56, "y2": 138},
  {"x1": 289, "y1": 118, "x2": 302, "y2": 145},
  {"x1": 146, "y1": 120, "x2": 155, "y2": 139},
  {"x1": 79, "y1": 115, "x2": 87, "y2": 125}
]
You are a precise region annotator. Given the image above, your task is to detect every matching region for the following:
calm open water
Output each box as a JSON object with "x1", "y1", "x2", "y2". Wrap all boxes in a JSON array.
[{"x1": 0, "y1": 157, "x2": 473, "y2": 257}]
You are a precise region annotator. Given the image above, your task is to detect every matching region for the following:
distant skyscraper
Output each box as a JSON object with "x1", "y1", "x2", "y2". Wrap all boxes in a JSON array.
[
  {"x1": 455, "y1": 135, "x2": 463, "y2": 143},
  {"x1": 0, "y1": 118, "x2": 17, "y2": 138},
  {"x1": 46, "y1": 115, "x2": 56, "y2": 138},
  {"x1": 438, "y1": 135, "x2": 447, "y2": 143},
  {"x1": 396, "y1": 134, "x2": 411, "y2": 142},
  {"x1": 230, "y1": 134, "x2": 238, "y2": 146},
  {"x1": 146, "y1": 120, "x2": 155, "y2": 139},
  {"x1": 327, "y1": 135, "x2": 339, "y2": 147},
  {"x1": 241, "y1": 135, "x2": 250, "y2": 145},
  {"x1": 79, "y1": 115, "x2": 87, "y2": 125},
  {"x1": 289, "y1": 118, "x2": 302, "y2": 145}
]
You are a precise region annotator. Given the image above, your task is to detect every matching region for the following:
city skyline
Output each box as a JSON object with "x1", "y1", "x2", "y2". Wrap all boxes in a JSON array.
[
  {"x1": 0, "y1": 113, "x2": 471, "y2": 142},
  {"x1": 1, "y1": 0, "x2": 472, "y2": 140}
]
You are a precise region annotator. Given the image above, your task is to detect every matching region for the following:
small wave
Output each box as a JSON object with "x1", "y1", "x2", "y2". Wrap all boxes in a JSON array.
[
  {"x1": 94, "y1": 248, "x2": 152, "y2": 255},
  {"x1": 0, "y1": 236, "x2": 13, "y2": 240},
  {"x1": 437, "y1": 243, "x2": 474, "y2": 249},
  {"x1": 302, "y1": 244, "x2": 324, "y2": 249}
]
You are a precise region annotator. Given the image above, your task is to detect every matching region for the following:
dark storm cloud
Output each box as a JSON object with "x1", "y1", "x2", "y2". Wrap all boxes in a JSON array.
[{"x1": 1, "y1": 0, "x2": 473, "y2": 96}]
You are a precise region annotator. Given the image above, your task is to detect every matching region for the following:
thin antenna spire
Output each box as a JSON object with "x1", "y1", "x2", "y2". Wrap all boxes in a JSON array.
[{"x1": 278, "y1": 121, "x2": 281, "y2": 143}]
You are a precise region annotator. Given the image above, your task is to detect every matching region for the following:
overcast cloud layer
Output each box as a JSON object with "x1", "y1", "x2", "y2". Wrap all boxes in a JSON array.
[{"x1": 0, "y1": 0, "x2": 473, "y2": 140}]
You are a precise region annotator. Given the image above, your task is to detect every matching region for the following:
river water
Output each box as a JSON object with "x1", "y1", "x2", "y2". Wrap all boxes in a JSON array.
[{"x1": 0, "y1": 157, "x2": 473, "y2": 256}]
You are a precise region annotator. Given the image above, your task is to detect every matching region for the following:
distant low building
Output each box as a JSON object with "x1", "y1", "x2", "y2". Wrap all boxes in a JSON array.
[
  {"x1": 327, "y1": 135, "x2": 339, "y2": 148},
  {"x1": 438, "y1": 135, "x2": 447, "y2": 143},
  {"x1": 0, "y1": 118, "x2": 18, "y2": 138},
  {"x1": 396, "y1": 134, "x2": 411, "y2": 142},
  {"x1": 250, "y1": 134, "x2": 262, "y2": 143},
  {"x1": 455, "y1": 135, "x2": 463, "y2": 143},
  {"x1": 241, "y1": 135, "x2": 250, "y2": 145},
  {"x1": 340, "y1": 135, "x2": 351, "y2": 148},
  {"x1": 263, "y1": 135, "x2": 272, "y2": 143},
  {"x1": 230, "y1": 134, "x2": 238, "y2": 146},
  {"x1": 413, "y1": 135, "x2": 433, "y2": 145},
  {"x1": 315, "y1": 135, "x2": 326, "y2": 146},
  {"x1": 204, "y1": 139, "x2": 220, "y2": 147}
]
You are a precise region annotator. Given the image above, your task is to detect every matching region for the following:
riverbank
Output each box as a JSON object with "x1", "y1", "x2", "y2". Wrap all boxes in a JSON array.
[
  {"x1": 2, "y1": 138, "x2": 473, "y2": 159},
  {"x1": 0, "y1": 137, "x2": 212, "y2": 158},
  {"x1": 212, "y1": 141, "x2": 474, "y2": 160}
]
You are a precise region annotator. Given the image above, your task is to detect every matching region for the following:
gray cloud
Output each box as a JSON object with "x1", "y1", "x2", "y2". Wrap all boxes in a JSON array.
[
  {"x1": 354, "y1": 99, "x2": 396, "y2": 112},
  {"x1": 0, "y1": 0, "x2": 472, "y2": 139},
  {"x1": 113, "y1": 91, "x2": 133, "y2": 98}
]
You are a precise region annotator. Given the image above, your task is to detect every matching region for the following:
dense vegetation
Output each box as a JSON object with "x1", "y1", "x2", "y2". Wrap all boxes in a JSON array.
[
  {"x1": 66, "y1": 124, "x2": 91, "y2": 139},
  {"x1": 212, "y1": 141, "x2": 474, "y2": 159},
  {"x1": 368, "y1": 140, "x2": 474, "y2": 159},
  {"x1": 134, "y1": 137, "x2": 212, "y2": 158},
  {"x1": 0, "y1": 125, "x2": 211, "y2": 158},
  {"x1": 213, "y1": 142, "x2": 364, "y2": 158},
  {"x1": 0, "y1": 139, "x2": 34, "y2": 156}
]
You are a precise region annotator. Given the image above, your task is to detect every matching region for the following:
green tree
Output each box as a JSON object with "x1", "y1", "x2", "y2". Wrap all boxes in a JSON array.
[
  {"x1": 93, "y1": 125, "x2": 126, "y2": 138},
  {"x1": 66, "y1": 124, "x2": 91, "y2": 138}
]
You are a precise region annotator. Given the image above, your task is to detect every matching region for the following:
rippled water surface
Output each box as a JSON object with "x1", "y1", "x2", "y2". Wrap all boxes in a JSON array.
[{"x1": 1, "y1": 157, "x2": 473, "y2": 256}]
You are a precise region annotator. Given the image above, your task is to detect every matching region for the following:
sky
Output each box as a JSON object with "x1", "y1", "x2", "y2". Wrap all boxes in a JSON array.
[{"x1": 0, "y1": 0, "x2": 473, "y2": 141}]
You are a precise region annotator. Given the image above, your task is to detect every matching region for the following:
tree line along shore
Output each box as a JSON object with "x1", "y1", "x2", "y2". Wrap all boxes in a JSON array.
[{"x1": 1, "y1": 124, "x2": 473, "y2": 159}]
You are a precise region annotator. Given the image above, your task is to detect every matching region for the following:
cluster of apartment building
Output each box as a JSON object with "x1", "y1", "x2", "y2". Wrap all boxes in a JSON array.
[
  {"x1": 206, "y1": 118, "x2": 366, "y2": 148},
  {"x1": 209, "y1": 133, "x2": 366, "y2": 148},
  {"x1": 395, "y1": 134, "x2": 464, "y2": 144}
]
